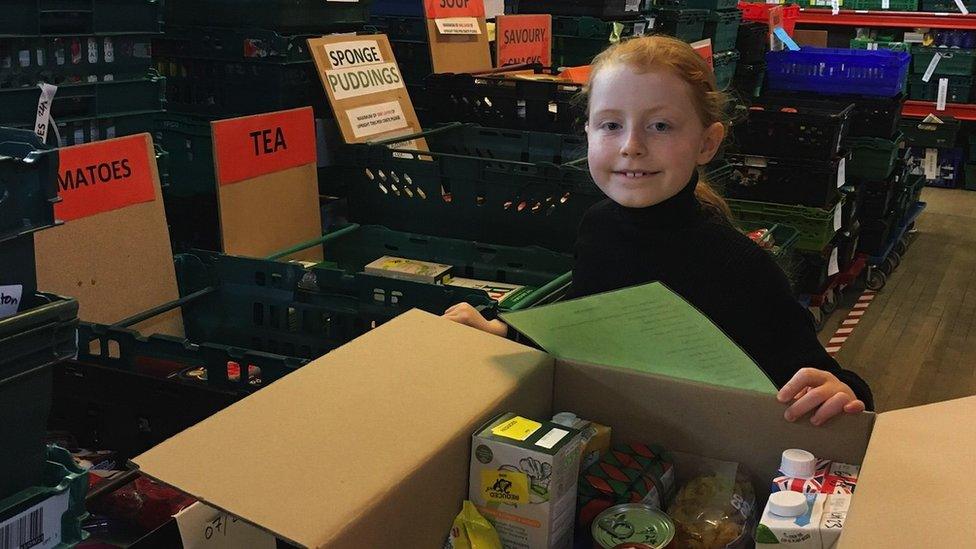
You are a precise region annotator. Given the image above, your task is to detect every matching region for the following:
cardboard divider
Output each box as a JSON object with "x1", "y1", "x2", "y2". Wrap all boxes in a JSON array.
[
  {"x1": 211, "y1": 108, "x2": 322, "y2": 261},
  {"x1": 426, "y1": 18, "x2": 493, "y2": 74},
  {"x1": 216, "y1": 164, "x2": 322, "y2": 262},
  {"x1": 34, "y1": 133, "x2": 183, "y2": 337}
]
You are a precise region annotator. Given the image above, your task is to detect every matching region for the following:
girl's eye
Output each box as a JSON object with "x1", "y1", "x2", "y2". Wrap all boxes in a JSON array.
[
  {"x1": 652, "y1": 122, "x2": 670, "y2": 132},
  {"x1": 601, "y1": 122, "x2": 621, "y2": 131}
]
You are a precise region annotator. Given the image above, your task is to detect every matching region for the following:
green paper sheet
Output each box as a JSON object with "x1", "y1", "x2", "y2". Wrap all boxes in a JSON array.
[{"x1": 500, "y1": 282, "x2": 777, "y2": 394}]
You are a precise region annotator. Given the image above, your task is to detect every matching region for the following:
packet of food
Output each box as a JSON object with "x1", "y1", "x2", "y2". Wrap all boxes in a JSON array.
[
  {"x1": 666, "y1": 452, "x2": 757, "y2": 549},
  {"x1": 444, "y1": 500, "x2": 503, "y2": 549}
]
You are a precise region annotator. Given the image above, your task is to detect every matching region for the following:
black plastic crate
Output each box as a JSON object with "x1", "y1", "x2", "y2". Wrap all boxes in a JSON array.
[
  {"x1": 899, "y1": 116, "x2": 961, "y2": 148},
  {"x1": 367, "y1": 15, "x2": 428, "y2": 42},
  {"x1": 908, "y1": 74, "x2": 973, "y2": 104},
  {"x1": 858, "y1": 186, "x2": 894, "y2": 219},
  {"x1": 1, "y1": 0, "x2": 162, "y2": 36},
  {"x1": 857, "y1": 217, "x2": 892, "y2": 256},
  {"x1": 0, "y1": 75, "x2": 165, "y2": 127},
  {"x1": 0, "y1": 293, "x2": 78, "y2": 500},
  {"x1": 721, "y1": 153, "x2": 848, "y2": 209},
  {"x1": 0, "y1": 35, "x2": 154, "y2": 89},
  {"x1": 733, "y1": 97, "x2": 854, "y2": 160},
  {"x1": 763, "y1": 90, "x2": 904, "y2": 139},
  {"x1": 340, "y1": 123, "x2": 599, "y2": 253},
  {"x1": 514, "y1": 0, "x2": 645, "y2": 18},
  {"x1": 48, "y1": 111, "x2": 159, "y2": 146},
  {"x1": 648, "y1": 7, "x2": 708, "y2": 43},
  {"x1": 389, "y1": 39, "x2": 433, "y2": 86},
  {"x1": 0, "y1": 236, "x2": 37, "y2": 298},
  {"x1": 423, "y1": 70, "x2": 585, "y2": 134},
  {"x1": 164, "y1": 0, "x2": 372, "y2": 33},
  {"x1": 0, "y1": 129, "x2": 60, "y2": 243},
  {"x1": 732, "y1": 62, "x2": 765, "y2": 100},
  {"x1": 736, "y1": 21, "x2": 768, "y2": 65}
]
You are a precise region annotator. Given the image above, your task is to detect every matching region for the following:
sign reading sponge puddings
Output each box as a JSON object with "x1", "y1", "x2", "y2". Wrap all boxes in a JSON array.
[{"x1": 308, "y1": 35, "x2": 426, "y2": 147}]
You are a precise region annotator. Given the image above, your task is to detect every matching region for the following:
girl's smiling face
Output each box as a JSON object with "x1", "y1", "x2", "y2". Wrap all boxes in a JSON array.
[{"x1": 585, "y1": 64, "x2": 725, "y2": 208}]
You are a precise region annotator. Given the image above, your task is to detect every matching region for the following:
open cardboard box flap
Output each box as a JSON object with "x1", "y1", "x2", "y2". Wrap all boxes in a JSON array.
[{"x1": 132, "y1": 310, "x2": 975, "y2": 548}]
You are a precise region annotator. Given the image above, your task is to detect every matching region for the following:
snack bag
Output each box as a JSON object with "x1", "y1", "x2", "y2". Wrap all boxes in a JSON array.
[
  {"x1": 667, "y1": 453, "x2": 757, "y2": 549},
  {"x1": 444, "y1": 500, "x2": 502, "y2": 549}
]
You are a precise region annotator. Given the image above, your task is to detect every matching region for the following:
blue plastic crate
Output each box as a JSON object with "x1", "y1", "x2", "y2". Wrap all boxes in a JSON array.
[{"x1": 765, "y1": 48, "x2": 910, "y2": 97}]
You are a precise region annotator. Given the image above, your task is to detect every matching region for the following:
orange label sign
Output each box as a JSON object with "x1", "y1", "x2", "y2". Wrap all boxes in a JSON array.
[
  {"x1": 55, "y1": 134, "x2": 155, "y2": 221},
  {"x1": 691, "y1": 39, "x2": 714, "y2": 70},
  {"x1": 496, "y1": 15, "x2": 551, "y2": 67},
  {"x1": 213, "y1": 107, "x2": 317, "y2": 186},
  {"x1": 559, "y1": 65, "x2": 591, "y2": 84},
  {"x1": 424, "y1": 0, "x2": 485, "y2": 19}
]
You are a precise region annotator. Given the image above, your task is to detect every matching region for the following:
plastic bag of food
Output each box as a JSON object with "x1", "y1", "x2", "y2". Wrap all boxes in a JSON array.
[
  {"x1": 444, "y1": 500, "x2": 502, "y2": 549},
  {"x1": 666, "y1": 453, "x2": 756, "y2": 549}
]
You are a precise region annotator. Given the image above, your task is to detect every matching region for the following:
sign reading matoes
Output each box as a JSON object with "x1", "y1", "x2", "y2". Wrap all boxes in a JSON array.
[
  {"x1": 55, "y1": 134, "x2": 156, "y2": 221},
  {"x1": 308, "y1": 34, "x2": 424, "y2": 145}
]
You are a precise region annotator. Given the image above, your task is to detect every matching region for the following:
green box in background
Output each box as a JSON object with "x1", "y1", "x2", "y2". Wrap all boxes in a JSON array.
[
  {"x1": 714, "y1": 50, "x2": 741, "y2": 91},
  {"x1": 844, "y1": 133, "x2": 906, "y2": 182},
  {"x1": 705, "y1": 9, "x2": 743, "y2": 52}
]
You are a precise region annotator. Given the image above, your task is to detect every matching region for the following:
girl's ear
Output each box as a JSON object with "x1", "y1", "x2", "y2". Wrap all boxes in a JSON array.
[{"x1": 697, "y1": 121, "x2": 726, "y2": 165}]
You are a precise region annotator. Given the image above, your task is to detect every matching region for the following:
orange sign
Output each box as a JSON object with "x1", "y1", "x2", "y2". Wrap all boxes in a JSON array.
[
  {"x1": 424, "y1": 0, "x2": 485, "y2": 19},
  {"x1": 212, "y1": 107, "x2": 317, "y2": 186},
  {"x1": 55, "y1": 134, "x2": 155, "y2": 221},
  {"x1": 559, "y1": 65, "x2": 592, "y2": 84},
  {"x1": 691, "y1": 39, "x2": 714, "y2": 70},
  {"x1": 496, "y1": 15, "x2": 551, "y2": 67}
]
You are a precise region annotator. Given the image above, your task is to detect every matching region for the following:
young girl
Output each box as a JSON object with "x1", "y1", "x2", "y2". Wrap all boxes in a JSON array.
[{"x1": 444, "y1": 35, "x2": 872, "y2": 425}]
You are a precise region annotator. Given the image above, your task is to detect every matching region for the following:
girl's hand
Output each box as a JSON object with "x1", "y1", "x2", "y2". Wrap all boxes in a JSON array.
[
  {"x1": 777, "y1": 368, "x2": 866, "y2": 426},
  {"x1": 443, "y1": 302, "x2": 509, "y2": 337}
]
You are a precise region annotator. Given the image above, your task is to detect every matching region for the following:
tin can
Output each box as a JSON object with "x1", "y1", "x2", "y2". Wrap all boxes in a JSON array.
[{"x1": 591, "y1": 503, "x2": 675, "y2": 549}]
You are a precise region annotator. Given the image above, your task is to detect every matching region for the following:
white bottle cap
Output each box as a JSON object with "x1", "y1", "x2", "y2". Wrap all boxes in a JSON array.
[
  {"x1": 769, "y1": 491, "x2": 809, "y2": 518},
  {"x1": 780, "y1": 449, "x2": 817, "y2": 479},
  {"x1": 552, "y1": 412, "x2": 578, "y2": 427}
]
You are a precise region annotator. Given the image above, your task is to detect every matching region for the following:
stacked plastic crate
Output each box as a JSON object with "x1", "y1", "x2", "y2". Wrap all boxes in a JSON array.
[
  {"x1": 368, "y1": 2, "x2": 431, "y2": 120},
  {"x1": 720, "y1": 47, "x2": 913, "y2": 300},
  {"x1": 0, "y1": 129, "x2": 86, "y2": 547},
  {"x1": 0, "y1": 0, "x2": 165, "y2": 146}
]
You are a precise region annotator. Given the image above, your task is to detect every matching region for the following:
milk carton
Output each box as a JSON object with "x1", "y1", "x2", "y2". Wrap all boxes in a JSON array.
[
  {"x1": 469, "y1": 413, "x2": 582, "y2": 549},
  {"x1": 755, "y1": 492, "x2": 852, "y2": 548}
]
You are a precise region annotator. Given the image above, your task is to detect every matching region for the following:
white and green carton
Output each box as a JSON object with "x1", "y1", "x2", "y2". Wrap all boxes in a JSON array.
[
  {"x1": 469, "y1": 413, "x2": 582, "y2": 549},
  {"x1": 756, "y1": 491, "x2": 851, "y2": 548}
]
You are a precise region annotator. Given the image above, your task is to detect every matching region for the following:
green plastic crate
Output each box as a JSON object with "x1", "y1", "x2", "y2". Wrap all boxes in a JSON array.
[
  {"x1": 908, "y1": 74, "x2": 973, "y2": 104},
  {"x1": 389, "y1": 40, "x2": 434, "y2": 86},
  {"x1": 846, "y1": 0, "x2": 919, "y2": 9},
  {"x1": 649, "y1": 7, "x2": 708, "y2": 43},
  {"x1": 0, "y1": 76, "x2": 165, "y2": 127},
  {"x1": 843, "y1": 132, "x2": 906, "y2": 182},
  {"x1": 850, "y1": 38, "x2": 911, "y2": 53},
  {"x1": 899, "y1": 117, "x2": 961, "y2": 148},
  {"x1": 0, "y1": 35, "x2": 154, "y2": 89},
  {"x1": 0, "y1": 294, "x2": 78, "y2": 501},
  {"x1": 705, "y1": 10, "x2": 742, "y2": 53},
  {"x1": 729, "y1": 198, "x2": 844, "y2": 252},
  {"x1": 0, "y1": 446, "x2": 89, "y2": 549},
  {"x1": 275, "y1": 224, "x2": 574, "y2": 312},
  {"x1": 0, "y1": 0, "x2": 162, "y2": 36},
  {"x1": 911, "y1": 47, "x2": 976, "y2": 76},
  {"x1": 0, "y1": 129, "x2": 59, "y2": 243},
  {"x1": 653, "y1": 0, "x2": 738, "y2": 9},
  {"x1": 969, "y1": 132, "x2": 976, "y2": 162},
  {"x1": 921, "y1": 0, "x2": 976, "y2": 11},
  {"x1": 714, "y1": 50, "x2": 740, "y2": 91},
  {"x1": 965, "y1": 163, "x2": 976, "y2": 190},
  {"x1": 551, "y1": 16, "x2": 652, "y2": 67},
  {"x1": 165, "y1": 0, "x2": 372, "y2": 33},
  {"x1": 153, "y1": 113, "x2": 215, "y2": 198}
]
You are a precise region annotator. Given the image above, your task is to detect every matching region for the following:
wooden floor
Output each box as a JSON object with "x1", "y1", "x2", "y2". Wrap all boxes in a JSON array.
[{"x1": 818, "y1": 188, "x2": 976, "y2": 412}]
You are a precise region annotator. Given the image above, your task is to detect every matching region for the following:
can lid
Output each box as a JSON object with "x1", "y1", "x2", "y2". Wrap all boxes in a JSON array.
[
  {"x1": 768, "y1": 491, "x2": 809, "y2": 518},
  {"x1": 552, "y1": 412, "x2": 578, "y2": 427},
  {"x1": 780, "y1": 448, "x2": 817, "y2": 478}
]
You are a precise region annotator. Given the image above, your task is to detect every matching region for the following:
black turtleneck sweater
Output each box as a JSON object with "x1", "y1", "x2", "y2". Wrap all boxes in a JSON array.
[{"x1": 568, "y1": 173, "x2": 874, "y2": 409}]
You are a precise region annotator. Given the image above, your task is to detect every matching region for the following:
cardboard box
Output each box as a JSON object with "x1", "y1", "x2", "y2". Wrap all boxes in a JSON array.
[{"x1": 131, "y1": 310, "x2": 976, "y2": 548}]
